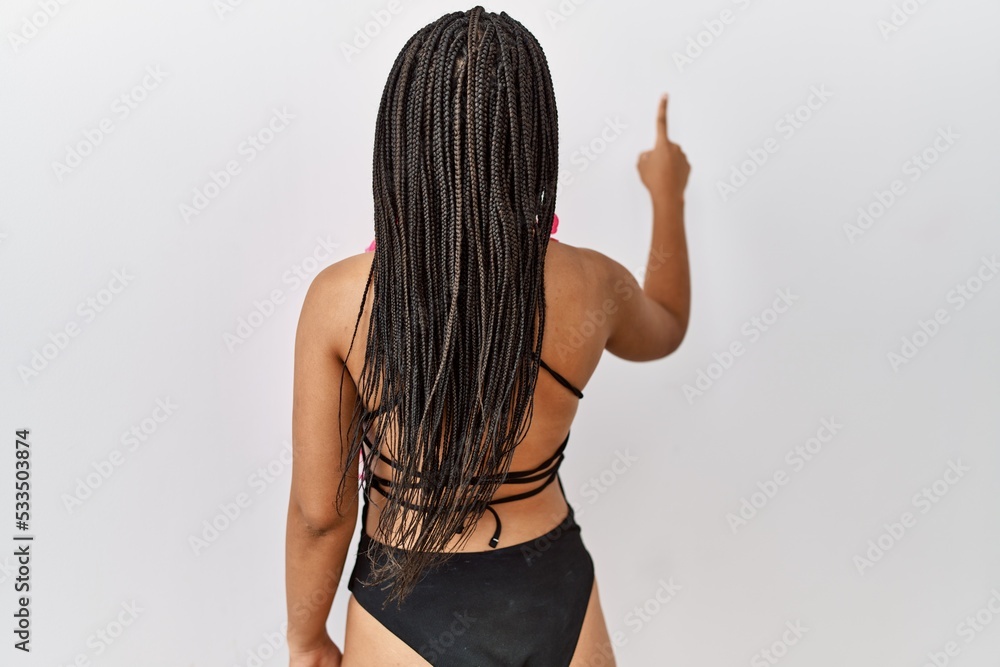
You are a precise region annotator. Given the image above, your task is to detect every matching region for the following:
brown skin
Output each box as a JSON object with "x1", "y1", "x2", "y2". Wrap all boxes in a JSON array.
[{"x1": 286, "y1": 93, "x2": 690, "y2": 666}]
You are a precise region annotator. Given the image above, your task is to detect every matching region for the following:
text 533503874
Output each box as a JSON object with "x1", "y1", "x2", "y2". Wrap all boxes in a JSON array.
[{"x1": 13, "y1": 429, "x2": 32, "y2": 652}]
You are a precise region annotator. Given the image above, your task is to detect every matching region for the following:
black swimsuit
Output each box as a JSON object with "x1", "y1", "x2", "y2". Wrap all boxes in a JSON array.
[{"x1": 347, "y1": 355, "x2": 595, "y2": 666}]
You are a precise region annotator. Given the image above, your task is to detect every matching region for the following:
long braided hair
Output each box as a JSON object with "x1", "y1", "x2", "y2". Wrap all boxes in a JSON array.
[{"x1": 334, "y1": 7, "x2": 560, "y2": 608}]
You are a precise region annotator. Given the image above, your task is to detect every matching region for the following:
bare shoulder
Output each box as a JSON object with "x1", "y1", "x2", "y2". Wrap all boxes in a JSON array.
[
  {"x1": 298, "y1": 252, "x2": 375, "y2": 360},
  {"x1": 545, "y1": 241, "x2": 593, "y2": 284},
  {"x1": 301, "y1": 251, "x2": 374, "y2": 310},
  {"x1": 553, "y1": 242, "x2": 685, "y2": 361},
  {"x1": 550, "y1": 241, "x2": 618, "y2": 300},
  {"x1": 315, "y1": 250, "x2": 374, "y2": 286}
]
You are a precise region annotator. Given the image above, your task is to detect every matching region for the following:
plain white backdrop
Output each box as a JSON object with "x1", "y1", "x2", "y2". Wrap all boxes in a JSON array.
[{"x1": 2, "y1": 0, "x2": 999, "y2": 665}]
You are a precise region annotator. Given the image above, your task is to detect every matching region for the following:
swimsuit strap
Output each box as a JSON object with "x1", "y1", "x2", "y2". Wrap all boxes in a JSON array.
[
  {"x1": 535, "y1": 354, "x2": 584, "y2": 399},
  {"x1": 361, "y1": 430, "x2": 572, "y2": 548},
  {"x1": 357, "y1": 351, "x2": 581, "y2": 549},
  {"x1": 363, "y1": 352, "x2": 584, "y2": 417}
]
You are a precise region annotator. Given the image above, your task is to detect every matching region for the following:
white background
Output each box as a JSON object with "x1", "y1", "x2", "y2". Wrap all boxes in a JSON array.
[{"x1": 2, "y1": 0, "x2": 999, "y2": 665}]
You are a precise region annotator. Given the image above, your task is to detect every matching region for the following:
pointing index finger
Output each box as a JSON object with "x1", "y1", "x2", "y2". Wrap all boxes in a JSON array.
[{"x1": 657, "y1": 94, "x2": 669, "y2": 145}]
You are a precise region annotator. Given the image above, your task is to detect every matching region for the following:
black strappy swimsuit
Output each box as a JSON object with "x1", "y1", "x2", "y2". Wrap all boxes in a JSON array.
[{"x1": 347, "y1": 354, "x2": 595, "y2": 667}]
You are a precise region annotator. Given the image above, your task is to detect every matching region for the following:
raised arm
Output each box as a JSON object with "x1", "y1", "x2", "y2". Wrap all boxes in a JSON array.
[{"x1": 589, "y1": 93, "x2": 691, "y2": 362}]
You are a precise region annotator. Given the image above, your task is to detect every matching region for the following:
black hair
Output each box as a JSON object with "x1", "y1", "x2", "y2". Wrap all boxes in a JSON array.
[{"x1": 335, "y1": 6, "x2": 559, "y2": 608}]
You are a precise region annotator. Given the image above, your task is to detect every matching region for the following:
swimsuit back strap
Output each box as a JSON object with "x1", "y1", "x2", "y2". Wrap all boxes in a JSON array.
[
  {"x1": 361, "y1": 431, "x2": 573, "y2": 548},
  {"x1": 536, "y1": 355, "x2": 584, "y2": 399}
]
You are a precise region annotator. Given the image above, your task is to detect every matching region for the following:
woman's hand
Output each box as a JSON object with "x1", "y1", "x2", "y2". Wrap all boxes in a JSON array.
[
  {"x1": 289, "y1": 633, "x2": 343, "y2": 667},
  {"x1": 637, "y1": 94, "x2": 690, "y2": 206}
]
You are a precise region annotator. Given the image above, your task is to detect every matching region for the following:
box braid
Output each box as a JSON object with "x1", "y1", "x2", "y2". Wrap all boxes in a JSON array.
[{"x1": 333, "y1": 6, "x2": 560, "y2": 608}]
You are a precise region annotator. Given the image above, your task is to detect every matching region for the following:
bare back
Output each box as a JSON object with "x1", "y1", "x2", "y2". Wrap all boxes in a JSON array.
[{"x1": 333, "y1": 240, "x2": 609, "y2": 553}]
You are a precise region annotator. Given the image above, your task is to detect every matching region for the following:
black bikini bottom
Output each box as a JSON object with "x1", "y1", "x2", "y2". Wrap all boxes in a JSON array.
[{"x1": 347, "y1": 493, "x2": 595, "y2": 666}]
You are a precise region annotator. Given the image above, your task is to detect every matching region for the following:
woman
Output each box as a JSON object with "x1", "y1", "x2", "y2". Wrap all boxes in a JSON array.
[{"x1": 285, "y1": 7, "x2": 690, "y2": 666}]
